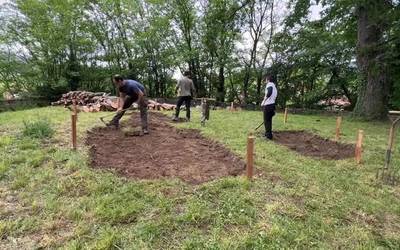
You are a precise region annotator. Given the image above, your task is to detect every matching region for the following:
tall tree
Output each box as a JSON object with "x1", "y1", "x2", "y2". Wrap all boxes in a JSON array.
[
  {"x1": 284, "y1": 0, "x2": 398, "y2": 119},
  {"x1": 172, "y1": 0, "x2": 205, "y2": 96},
  {"x1": 353, "y1": 0, "x2": 393, "y2": 119},
  {"x1": 202, "y1": 0, "x2": 249, "y2": 102},
  {"x1": 240, "y1": 0, "x2": 275, "y2": 104}
]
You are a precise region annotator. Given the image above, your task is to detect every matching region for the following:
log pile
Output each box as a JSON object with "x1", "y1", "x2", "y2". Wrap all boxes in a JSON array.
[
  {"x1": 52, "y1": 91, "x2": 177, "y2": 112},
  {"x1": 147, "y1": 100, "x2": 176, "y2": 111},
  {"x1": 51, "y1": 91, "x2": 118, "y2": 112}
]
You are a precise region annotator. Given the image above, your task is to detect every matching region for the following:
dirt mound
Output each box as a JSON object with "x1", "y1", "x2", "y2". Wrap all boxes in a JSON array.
[
  {"x1": 86, "y1": 112, "x2": 246, "y2": 184},
  {"x1": 272, "y1": 130, "x2": 355, "y2": 160}
]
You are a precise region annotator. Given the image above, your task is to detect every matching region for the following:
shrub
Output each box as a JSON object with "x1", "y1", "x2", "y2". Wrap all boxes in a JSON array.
[{"x1": 22, "y1": 119, "x2": 55, "y2": 139}]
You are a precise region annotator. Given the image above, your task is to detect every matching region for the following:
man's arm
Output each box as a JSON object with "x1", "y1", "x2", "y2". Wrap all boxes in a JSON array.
[
  {"x1": 137, "y1": 90, "x2": 144, "y2": 104},
  {"x1": 190, "y1": 80, "x2": 196, "y2": 97},
  {"x1": 266, "y1": 86, "x2": 273, "y2": 98},
  {"x1": 261, "y1": 84, "x2": 271, "y2": 105},
  {"x1": 175, "y1": 81, "x2": 180, "y2": 95},
  {"x1": 118, "y1": 92, "x2": 126, "y2": 111}
]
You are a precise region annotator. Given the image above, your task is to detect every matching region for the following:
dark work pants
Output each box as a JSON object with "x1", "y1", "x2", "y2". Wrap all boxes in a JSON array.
[
  {"x1": 263, "y1": 104, "x2": 275, "y2": 139},
  {"x1": 111, "y1": 96, "x2": 148, "y2": 130},
  {"x1": 175, "y1": 96, "x2": 192, "y2": 119}
]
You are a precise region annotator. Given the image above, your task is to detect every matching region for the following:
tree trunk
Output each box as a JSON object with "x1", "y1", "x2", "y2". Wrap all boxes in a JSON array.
[
  {"x1": 256, "y1": 73, "x2": 263, "y2": 105},
  {"x1": 217, "y1": 66, "x2": 225, "y2": 102},
  {"x1": 243, "y1": 66, "x2": 251, "y2": 103},
  {"x1": 353, "y1": 2, "x2": 390, "y2": 119}
]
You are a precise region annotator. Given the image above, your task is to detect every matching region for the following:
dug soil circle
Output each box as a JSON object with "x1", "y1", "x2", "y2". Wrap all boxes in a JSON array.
[
  {"x1": 86, "y1": 112, "x2": 246, "y2": 184},
  {"x1": 272, "y1": 130, "x2": 355, "y2": 160}
]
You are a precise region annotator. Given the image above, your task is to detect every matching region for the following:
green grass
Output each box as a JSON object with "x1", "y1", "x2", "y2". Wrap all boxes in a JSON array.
[
  {"x1": 22, "y1": 118, "x2": 55, "y2": 139},
  {"x1": 0, "y1": 107, "x2": 399, "y2": 249}
]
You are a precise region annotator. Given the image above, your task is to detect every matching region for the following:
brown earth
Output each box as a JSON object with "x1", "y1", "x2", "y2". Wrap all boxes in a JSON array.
[
  {"x1": 272, "y1": 130, "x2": 355, "y2": 160},
  {"x1": 86, "y1": 112, "x2": 246, "y2": 184}
]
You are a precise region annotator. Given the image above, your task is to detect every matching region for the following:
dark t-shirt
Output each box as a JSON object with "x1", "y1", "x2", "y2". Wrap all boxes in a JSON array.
[{"x1": 119, "y1": 80, "x2": 145, "y2": 100}]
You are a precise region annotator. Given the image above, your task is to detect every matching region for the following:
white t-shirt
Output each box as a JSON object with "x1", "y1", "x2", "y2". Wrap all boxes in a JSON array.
[{"x1": 261, "y1": 82, "x2": 277, "y2": 106}]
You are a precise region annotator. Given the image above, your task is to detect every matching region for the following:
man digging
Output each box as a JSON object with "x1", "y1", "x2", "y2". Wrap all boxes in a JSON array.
[
  {"x1": 172, "y1": 71, "x2": 196, "y2": 122},
  {"x1": 107, "y1": 75, "x2": 149, "y2": 134}
]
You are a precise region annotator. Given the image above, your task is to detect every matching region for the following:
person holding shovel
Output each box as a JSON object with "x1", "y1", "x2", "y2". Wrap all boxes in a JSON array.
[
  {"x1": 172, "y1": 71, "x2": 196, "y2": 122},
  {"x1": 261, "y1": 74, "x2": 278, "y2": 140},
  {"x1": 107, "y1": 75, "x2": 149, "y2": 134}
]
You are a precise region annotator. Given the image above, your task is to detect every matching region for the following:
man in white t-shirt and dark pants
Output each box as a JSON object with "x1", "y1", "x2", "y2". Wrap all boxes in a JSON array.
[{"x1": 261, "y1": 74, "x2": 278, "y2": 140}]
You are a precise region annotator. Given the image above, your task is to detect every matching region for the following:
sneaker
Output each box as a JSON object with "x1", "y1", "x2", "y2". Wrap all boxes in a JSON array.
[{"x1": 143, "y1": 129, "x2": 149, "y2": 135}]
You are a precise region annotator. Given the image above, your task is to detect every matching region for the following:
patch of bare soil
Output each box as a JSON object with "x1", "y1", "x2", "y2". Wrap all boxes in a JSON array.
[
  {"x1": 272, "y1": 130, "x2": 355, "y2": 160},
  {"x1": 86, "y1": 112, "x2": 246, "y2": 184}
]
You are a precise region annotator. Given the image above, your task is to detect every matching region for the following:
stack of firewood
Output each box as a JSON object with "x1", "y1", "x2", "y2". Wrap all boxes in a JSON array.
[
  {"x1": 51, "y1": 91, "x2": 118, "y2": 112},
  {"x1": 52, "y1": 91, "x2": 177, "y2": 112},
  {"x1": 147, "y1": 100, "x2": 176, "y2": 111}
]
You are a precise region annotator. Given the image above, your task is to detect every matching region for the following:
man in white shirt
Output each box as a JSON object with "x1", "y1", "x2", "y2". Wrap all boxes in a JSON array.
[{"x1": 261, "y1": 74, "x2": 278, "y2": 140}]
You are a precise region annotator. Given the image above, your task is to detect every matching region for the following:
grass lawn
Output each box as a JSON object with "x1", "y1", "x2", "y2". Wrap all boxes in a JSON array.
[{"x1": 0, "y1": 107, "x2": 399, "y2": 249}]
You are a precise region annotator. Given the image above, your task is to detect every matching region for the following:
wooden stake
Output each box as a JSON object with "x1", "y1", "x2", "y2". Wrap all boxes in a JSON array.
[
  {"x1": 284, "y1": 108, "x2": 288, "y2": 124},
  {"x1": 335, "y1": 116, "x2": 342, "y2": 141},
  {"x1": 246, "y1": 133, "x2": 255, "y2": 180},
  {"x1": 355, "y1": 130, "x2": 364, "y2": 164},
  {"x1": 72, "y1": 99, "x2": 78, "y2": 122},
  {"x1": 231, "y1": 102, "x2": 234, "y2": 111},
  {"x1": 72, "y1": 99, "x2": 77, "y2": 115},
  {"x1": 71, "y1": 113, "x2": 77, "y2": 150}
]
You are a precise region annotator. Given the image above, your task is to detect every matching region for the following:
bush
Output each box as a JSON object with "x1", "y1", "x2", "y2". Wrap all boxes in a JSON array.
[{"x1": 22, "y1": 119, "x2": 55, "y2": 139}]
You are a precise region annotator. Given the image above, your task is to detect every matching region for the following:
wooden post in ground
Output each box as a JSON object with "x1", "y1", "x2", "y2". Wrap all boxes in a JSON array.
[
  {"x1": 355, "y1": 130, "x2": 364, "y2": 164},
  {"x1": 71, "y1": 112, "x2": 77, "y2": 150},
  {"x1": 72, "y1": 99, "x2": 77, "y2": 115},
  {"x1": 284, "y1": 108, "x2": 288, "y2": 124},
  {"x1": 246, "y1": 133, "x2": 255, "y2": 180},
  {"x1": 335, "y1": 116, "x2": 342, "y2": 141},
  {"x1": 72, "y1": 99, "x2": 78, "y2": 121},
  {"x1": 231, "y1": 102, "x2": 234, "y2": 111}
]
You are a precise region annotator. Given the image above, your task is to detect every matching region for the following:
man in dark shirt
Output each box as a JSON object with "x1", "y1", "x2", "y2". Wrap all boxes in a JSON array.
[{"x1": 107, "y1": 75, "x2": 148, "y2": 134}]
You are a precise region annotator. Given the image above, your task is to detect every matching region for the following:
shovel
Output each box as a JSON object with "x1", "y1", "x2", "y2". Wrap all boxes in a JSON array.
[
  {"x1": 254, "y1": 122, "x2": 264, "y2": 131},
  {"x1": 99, "y1": 108, "x2": 135, "y2": 126}
]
